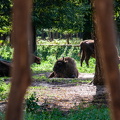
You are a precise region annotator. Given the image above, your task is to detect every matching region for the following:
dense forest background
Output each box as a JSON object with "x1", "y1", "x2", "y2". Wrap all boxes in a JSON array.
[{"x1": 0, "y1": 0, "x2": 120, "y2": 44}]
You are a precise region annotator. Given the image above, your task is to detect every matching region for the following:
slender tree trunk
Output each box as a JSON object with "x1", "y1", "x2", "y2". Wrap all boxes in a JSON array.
[
  {"x1": 91, "y1": 0, "x2": 105, "y2": 85},
  {"x1": 83, "y1": 1, "x2": 92, "y2": 40},
  {"x1": 94, "y1": 0, "x2": 120, "y2": 119},
  {"x1": 41, "y1": 30, "x2": 46, "y2": 40},
  {"x1": 66, "y1": 34, "x2": 70, "y2": 44},
  {"x1": 93, "y1": 38, "x2": 104, "y2": 85},
  {"x1": 5, "y1": 0, "x2": 32, "y2": 119},
  {"x1": 32, "y1": 23, "x2": 37, "y2": 54}
]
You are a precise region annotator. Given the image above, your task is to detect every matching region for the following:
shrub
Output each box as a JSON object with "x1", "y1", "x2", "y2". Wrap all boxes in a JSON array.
[
  {"x1": 0, "y1": 78, "x2": 10, "y2": 101},
  {"x1": 25, "y1": 92, "x2": 40, "y2": 114}
]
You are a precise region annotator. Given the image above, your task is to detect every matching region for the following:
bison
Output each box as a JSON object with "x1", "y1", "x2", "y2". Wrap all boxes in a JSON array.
[
  {"x1": 0, "y1": 55, "x2": 41, "y2": 77},
  {"x1": 32, "y1": 55, "x2": 41, "y2": 64},
  {"x1": 79, "y1": 40, "x2": 120, "y2": 67},
  {"x1": 79, "y1": 40, "x2": 95, "y2": 67},
  {"x1": 49, "y1": 57, "x2": 79, "y2": 78},
  {"x1": 0, "y1": 60, "x2": 11, "y2": 77}
]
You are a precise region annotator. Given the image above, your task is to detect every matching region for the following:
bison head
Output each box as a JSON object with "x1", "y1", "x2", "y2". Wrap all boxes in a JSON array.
[
  {"x1": 53, "y1": 57, "x2": 67, "y2": 73},
  {"x1": 33, "y1": 55, "x2": 41, "y2": 64}
]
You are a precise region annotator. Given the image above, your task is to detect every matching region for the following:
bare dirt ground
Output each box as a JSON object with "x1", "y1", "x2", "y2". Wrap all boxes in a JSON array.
[
  {"x1": 0, "y1": 73, "x2": 109, "y2": 112},
  {"x1": 29, "y1": 73, "x2": 108, "y2": 111}
]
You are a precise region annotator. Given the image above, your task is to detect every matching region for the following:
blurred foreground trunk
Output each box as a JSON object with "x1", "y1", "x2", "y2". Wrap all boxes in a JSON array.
[
  {"x1": 94, "y1": 0, "x2": 120, "y2": 119},
  {"x1": 5, "y1": 0, "x2": 32, "y2": 120}
]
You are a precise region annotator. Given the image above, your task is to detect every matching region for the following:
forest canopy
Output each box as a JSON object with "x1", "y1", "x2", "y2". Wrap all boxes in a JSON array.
[{"x1": 0, "y1": 0, "x2": 120, "y2": 37}]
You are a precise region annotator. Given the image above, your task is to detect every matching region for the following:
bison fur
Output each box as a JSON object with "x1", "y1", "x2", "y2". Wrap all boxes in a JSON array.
[
  {"x1": 49, "y1": 57, "x2": 79, "y2": 78},
  {"x1": 79, "y1": 40, "x2": 95, "y2": 67}
]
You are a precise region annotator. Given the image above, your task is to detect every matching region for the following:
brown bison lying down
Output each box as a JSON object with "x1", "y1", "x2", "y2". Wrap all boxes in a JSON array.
[
  {"x1": 0, "y1": 55, "x2": 41, "y2": 77},
  {"x1": 79, "y1": 40, "x2": 95, "y2": 67},
  {"x1": 49, "y1": 57, "x2": 79, "y2": 78}
]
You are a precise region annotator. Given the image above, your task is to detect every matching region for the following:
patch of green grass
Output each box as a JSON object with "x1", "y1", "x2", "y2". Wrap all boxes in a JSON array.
[
  {"x1": 0, "y1": 41, "x2": 96, "y2": 74},
  {"x1": 0, "y1": 106, "x2": 111, "y2": 120},
  {"x1": 0, "y1": 112, "x2": 5, "y2": 120},
  {"x1": 23, "y1": 106, "x2": 110, "y2": 120},
  {"x1": 31, "y1": 57, "x2": 95, "y2": 74},
  {"x1": 32, "y1": 75, "x2": 92, "y2": 85}
]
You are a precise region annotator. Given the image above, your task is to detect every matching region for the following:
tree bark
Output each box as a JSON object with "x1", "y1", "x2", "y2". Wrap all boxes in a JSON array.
[
  {"x1": 93, "y1": 39, "x2": 104, "y2": 85},
  {"x1": 94, "y1": 0, "x2": 120, "y2": 119},
  {"x1": 83, "y1": 1, "x2": 92, "y2": 40},
  {"x1": 92, "y1": 0, "x2": 105, "y2": 85},
  {"x1": 5, "y1": 0, "x2": 32, "y2": 120},
  {"x1": 32, "y1": 23, "x2": 37, "y2": 54}
]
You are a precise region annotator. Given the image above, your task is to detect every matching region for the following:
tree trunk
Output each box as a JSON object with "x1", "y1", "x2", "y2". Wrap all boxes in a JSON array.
[
  {"x1": 94, "y1": 0, "x2": 120, "y2": 119},
  {"x1": 91, "y1": 0, "x2": 105, "y2": 85},
  {"x1": 41, "y1": 30, "x2": 47, "y2": 40},
  {"x1": 83, "y1": 1, "x2": 92, "y2": 40},
  {"x1": 48, "y1": 31, "x2": 54, "y2": 41},
  {"x1": 66, "y1": 34, "x2": 70, "y2": 44},
  {"x1": 32, "y1": 24, "x2": 37, "y2": 54},
  {"x1": 5, "y1": 0, "x2": 32, "y2": 119},
  {"x1": 93, "y1": 39, "x2": 104, "y2": 85}
]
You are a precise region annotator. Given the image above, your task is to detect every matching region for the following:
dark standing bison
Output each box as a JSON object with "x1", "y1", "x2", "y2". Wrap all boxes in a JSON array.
[
  {"x1": 79, "y1": 40, "x2": 95, "y2": 67},
  {"x1": 49, "y1": 57, "x2": 79, "y2": 78},
  {"x1": 79, "y1": 40, "x2": 120, "y2": 67}
]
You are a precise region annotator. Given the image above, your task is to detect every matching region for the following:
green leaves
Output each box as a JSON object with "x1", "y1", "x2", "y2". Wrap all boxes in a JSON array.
[
  {"x1": 0, "y1": 0, "x2": 12, "y2": 28},
  {"x1": 25, "y1": 92, "x2": 40, "y2": 114},
  {"x1": 33, "y1": 0, "x2": 91, "y2": 33}
]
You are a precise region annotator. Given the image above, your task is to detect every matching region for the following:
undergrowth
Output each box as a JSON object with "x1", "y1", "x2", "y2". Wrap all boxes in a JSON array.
[
  {"x1": 0, "y1": 78, "x2": 10, "y2": 101},
  {"x1": 23, "y1": 92, "x2": 110, "y2": 120}
]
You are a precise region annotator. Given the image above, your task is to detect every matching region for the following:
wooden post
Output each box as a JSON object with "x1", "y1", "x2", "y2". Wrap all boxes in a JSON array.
[{"x1": 5, "y1": 0, "x2": 32, "y2": 120}]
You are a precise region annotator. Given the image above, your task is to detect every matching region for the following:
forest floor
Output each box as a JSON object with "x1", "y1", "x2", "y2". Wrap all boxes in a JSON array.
[
  {"x1": 29, "y1": 72, "x2": 109, "y2": 111},
  {"x1": 0, "y1": 73, "x2": 109, "y2": 112}
]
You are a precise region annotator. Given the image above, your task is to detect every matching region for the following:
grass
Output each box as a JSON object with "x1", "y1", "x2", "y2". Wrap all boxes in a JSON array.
[
  {"x1": 0, "y1": 39, "x2": 96, "y2": 74},
  {"x1": 32, "y1": 75, "x2": 92, "y2": 84},
  {"x1": 31, "y1": 57, "x2": 95, "y2": 74},
  {"x1": 23, "y1": 106, "x2": 110, "y2": 120},
  {"x1": 0, "y1": 106, "x2": 110, "y2": 120},
  {"x1": 0, "y1": 39, "x2": 101, "y2": 120}
]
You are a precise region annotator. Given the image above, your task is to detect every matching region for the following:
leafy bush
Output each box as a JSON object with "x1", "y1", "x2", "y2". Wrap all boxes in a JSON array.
[
  {"x1": 25, "y1": 92, "x2": 40, "y2": 114},
  {"x1": 0, "y1": 45, "x2": 13, "y2": 61},
  {"x1": 0, "y1": 78, "x2": 10, "y2": 100},
  {"x1": 37, "y1": 45, "x2": 80, "y2": 61}
]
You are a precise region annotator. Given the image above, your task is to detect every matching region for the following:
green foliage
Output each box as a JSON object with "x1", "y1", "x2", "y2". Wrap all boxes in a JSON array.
[
  {"x1": 114, "y1": 0, "x2": 120, "y2": 31},
  {"x1": 33, "y1": 0, "x2": 91, "y2": 33},
  {"x1": 25, "y1": 92, "x2": 40, "y2": 114},
  {"x1": 0, "y1": 45, "x2": 13, "y2": 61},
  {"x1": 0, "y1": 106, "x2": 111, "y2": 120},
  {"x1": 0, "y1": 0, "x2": 12, "y2": 33},
  {"x1": 24, "y1": 106, "x2": 110, "y2": 120},
  {"x1": 0, "y1": 78, "x2": 10, "y2": 100},
  {"x1": 37, "y1": 45, "x2": 80, "y2": 61},
  {"x1": 0, "y1": 112, "x2": 5, "y2": 120},
  {"x1": 31, "y1": 44, "x2": 95, "y2": 73},
  {"x1": 0, "y1": 41, "x2": 95, "y2": 74}
]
